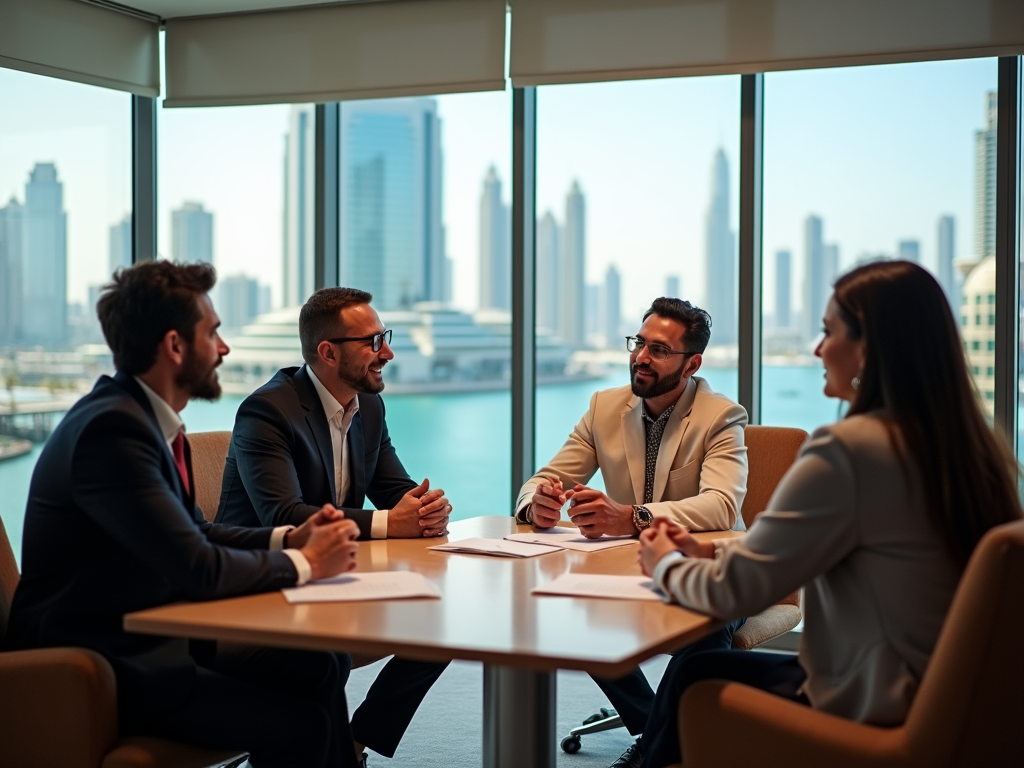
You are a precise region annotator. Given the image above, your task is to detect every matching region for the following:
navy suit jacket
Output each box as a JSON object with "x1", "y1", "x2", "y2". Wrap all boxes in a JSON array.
[
  {"x1": 216, "y1": 366, "x2": 416, "y2": 539},
  {"x1": 3, "y1": 372, "x2": 298, "y2": 715}
]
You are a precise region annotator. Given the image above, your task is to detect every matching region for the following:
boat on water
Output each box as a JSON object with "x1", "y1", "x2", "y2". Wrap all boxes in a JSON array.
[{"x1": 0, "y1": 438, "x2": 32, "y2": 462}]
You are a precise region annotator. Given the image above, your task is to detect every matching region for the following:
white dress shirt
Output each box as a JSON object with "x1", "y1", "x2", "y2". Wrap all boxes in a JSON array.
[
  {"x1": 133, "y1": 376, "x2": 311, "y2": 584},
  {"x1": 306, "y1": 366, "x2": 389, "y2": 539}
]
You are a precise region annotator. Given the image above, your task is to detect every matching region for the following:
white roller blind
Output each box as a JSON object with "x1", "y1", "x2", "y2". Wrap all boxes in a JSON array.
[
  {"x1": 0, "y1": 0, "x2": 159, "y2": 96},
  {"x1": 511, "y1": 0, "x2": 1024, "y2": 86},
  {"x1": 165, "y1": 0, "x2": 507, "y2": 108}
]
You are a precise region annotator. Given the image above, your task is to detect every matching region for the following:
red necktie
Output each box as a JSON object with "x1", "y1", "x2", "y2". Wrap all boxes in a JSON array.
[{"x1": 171, "y1": 431, "x2": 191, "y2": 497}]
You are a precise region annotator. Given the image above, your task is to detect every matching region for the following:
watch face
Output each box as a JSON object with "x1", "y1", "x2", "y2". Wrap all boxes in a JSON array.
[{"x1": 639, "y1": 508, "x2": 653, "y2": 523}]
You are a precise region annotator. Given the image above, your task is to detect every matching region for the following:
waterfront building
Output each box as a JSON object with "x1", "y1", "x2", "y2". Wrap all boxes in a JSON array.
[
  {"x1": 109, "y1": 214, "x2": 132, "y2": 274},
  {"x1": 478, "y1": 166, "x2": 510, "y2": 311},
  {"x1": 974, "y1": 91, "x2": 997, "y2": 260},
  {"x1": 170, "y1": 201, "x2": 213, "y2": 265},
  {"x1": 283, "y1": 104, "x2": 314, "y2": 308},
  {"x1": 22, "y1": 163, "x2": 68, "y2": 347},
  {"x1": 0, "y1": 198, "x2": 23, "y2": 345},
  {"x1": 775, "y1": 250, "x2": 791, "y2": 329},
  {"x1": 218, "y1": 275, "x2": 264, "y2": 332},
  {"x1": 561, "y1": 181, "x2": 586, "y2": 348},
  {"x1": 961, "y1": 255, "x2": 995, "y2": 412},
  {"x1": 705, "y1": 149, "x2": 736, "y2": 345},
  {"x1": 938, "y1": 215, "x2": 956, "y2": 305},
  {"x1": 536, "y1": 210, "x2": 560, "y2": 334},
  {"x1": 604, "y1": 265, "x2": 621, "y2": 350},
  {"x1": 897, "y1": 240, "x2": 920, "y2": 263},
  {"x1": 802, "y1": 214, "x2": 826, "y2": 342}
]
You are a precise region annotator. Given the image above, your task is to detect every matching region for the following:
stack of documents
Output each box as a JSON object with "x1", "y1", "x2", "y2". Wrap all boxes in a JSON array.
[
  {"x1": 282, "y1": 571, "x2": 441, "y2": 603},
  {"x1": 532, "y1": 574, "x2": 663, "y2": 602},
  {"x1": 505, "y1": 531, "x2": 637, "y2": 552},
  {"x1": 428, "y1": 537, "x2": 558, "y2": 558}
]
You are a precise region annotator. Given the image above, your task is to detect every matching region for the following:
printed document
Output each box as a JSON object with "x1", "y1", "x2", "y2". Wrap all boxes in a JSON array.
[
  {"x1": 428, "y1": 537, "x2": 559, "y2": 558},
  {"x1": 282, "y1": 571, "x2": 441, "y2": 604},
  {"x1": 531, "y1": 573, "x2": 663, "y2": 601},
  {"x1": 505, "y1": 531, "x2": 638, "y2": 552}
]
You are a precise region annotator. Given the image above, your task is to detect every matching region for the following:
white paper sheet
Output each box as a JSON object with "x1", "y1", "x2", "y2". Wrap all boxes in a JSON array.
[
  {"x1": 428, "y1": 537, "x2": 559, "y2": 558},
  {"x1": 282, "y1": 571, "x2": 441, "y2": 604},
  {"x1": 531, "y1": 574, "x2": 663, "y2": 601},
  {"x1": 505, "y1": 531, "x2": 637, "y2": 552}
]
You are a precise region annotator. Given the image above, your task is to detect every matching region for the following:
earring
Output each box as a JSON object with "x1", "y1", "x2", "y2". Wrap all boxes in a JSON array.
[{"x1": 851, "y1": 375, "x2": 861, "y2": 391}]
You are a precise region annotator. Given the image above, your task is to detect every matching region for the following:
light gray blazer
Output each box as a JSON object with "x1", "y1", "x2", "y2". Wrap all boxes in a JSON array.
[{"x1": 657, "y1": 414, "x2": 962, "y2": 725}]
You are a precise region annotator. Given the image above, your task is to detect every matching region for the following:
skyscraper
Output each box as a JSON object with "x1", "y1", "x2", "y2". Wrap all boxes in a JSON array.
[
  {"x1": 897, "y1": 240, "x2": 920, "y2": 263},
  {"x1": 974, "y1": 91, "x2": 997, "y2": 260},
  {"x1": 604, "y1": 264, "x2": 621, "y2": 349},
  {"x1": 339, "y1": 98, "x2": 444, "y2": 310},
  {"x1": 109, "y1": 214, "x2": 132, "y2": 274},
  {"x1": 22, "y1": 163, "x2": 67, "y2": 346},
  {"x1": 705, "y1": 149, "x2": 736, "y2": 345},
  {"x1": 218, "y1": 275, "x2": 263, "y2": 331},
  {"x1": 560, "y1": 181, "x2": 586, "y2": 348},
  {"x1": 775, "y1": 250, "x2": 791, "y2": 329},
  {"x1": 802, "y1": 214, "x2": 826, "y2": 342},
  {"x1": 171, "y1": 202, "x2": 213, "y2": 265},
  {"x1": 536, "y1": 211, "x2": 560, "y2": 334},
  {"x1": 938, "y1": 215, "x2": 956, "y2": 304},
  {"x1": 665, "y1": 275, "x2": 680, "y2": 299},
  {"x1": 478, "y1": 166, "x2": 510, "y2": 311},
  {"x1": 283, "y1": 104, "x2": 315, "y2": 308},
  {"x1": 0, "y1": 198, "x2": 23, "y2": 345}
]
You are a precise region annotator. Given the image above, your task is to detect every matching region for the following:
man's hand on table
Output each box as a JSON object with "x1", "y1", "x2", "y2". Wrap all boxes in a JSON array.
[
  {"x1": 389, "y1": 478, "x2": 452, "y2": 538},
  {"x1": 528, "y1": 479, "x2": 568, "y2": 529},
  {"x1": 567, "y1": 484, "x2": 636, "y2": 538},
  {"x1": 637, "y1": 519, "x2": 715, "y2": 577},
  {"x1": 291, "y1": 504, "x2": 360, "y2": 580}
]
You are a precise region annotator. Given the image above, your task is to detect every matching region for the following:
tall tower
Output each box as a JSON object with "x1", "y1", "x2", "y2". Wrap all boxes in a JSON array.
[
  {"x1": 283, "y1": 104, "x2": 315, "y2": 308},
  {"x1": 339, "y1": 98, "x2": 444, "y2": 310},
  {"x1": 705, "y1": 149, "x2": 735, "y2": 345},
  {"x1": 22, "y1": 163, "x2": 67, "y2": 346},
  {"x1": 561, "y1": 181, "x2": 586, "y2": 348},
  {"x1": 478, "y1": 166, "x2": 510, "y2": 311},
  {"x1": 604, "y1": 264, "x2": 621, "y2": 349},
  {"x1": 665, "y1": 275, "x2": 680, "y2": 299},
  {"x1": 536, "y1": 210, "x2": 560, "y2": 333},
  {"x1": 171, "y1": 202, "x2": 213, "y2": 265},
  {"x1": 802, "y1": 214, "x2": 825, "y2": 342},
  {"x1": 897, "y1": 240, "x2": 920, "y2": 263},
  {"x1": 0, "y1": 198, "x2": 23, "y2": 344},
  {"x1": 775, "y1": 249, "x2": 791, "y2": 329},
  {"x1": 974, "y1": 91, "x2": 997, "y2": 260},
  {"x1": 938, "y1": 215, "x2": 956, "y2": 305},
  {"x1": 109, "y1": 214, "x2": 132, "y2": 274}
]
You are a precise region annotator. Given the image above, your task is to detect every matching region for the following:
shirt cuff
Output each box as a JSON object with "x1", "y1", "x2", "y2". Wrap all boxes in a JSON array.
[
  {"x1": 653, "y1": 551, "x2": 686, "y2": 594},
  {"x1": 370, "y1": 509, "x2": 388, "y2": 539},
  {"x1": 269, "y1": 526, "x2": 294, "y2": 551},
  {"x1": 283, "y1": 549, "x2": 313, "y2": 585}
]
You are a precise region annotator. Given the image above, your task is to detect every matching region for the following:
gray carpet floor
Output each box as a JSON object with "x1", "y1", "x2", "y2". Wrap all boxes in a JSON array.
[{"x1": 346, "y1": 656, "x2": 671, "y2": 768}]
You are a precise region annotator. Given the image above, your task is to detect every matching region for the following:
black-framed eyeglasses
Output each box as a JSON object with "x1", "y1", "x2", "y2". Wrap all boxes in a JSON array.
[
  {"x1": 625, "y1": 336, "x2": 696, "y2": 361},
  {"x1": 327, "y1": 329, "x2": 392, "y2": 352}
]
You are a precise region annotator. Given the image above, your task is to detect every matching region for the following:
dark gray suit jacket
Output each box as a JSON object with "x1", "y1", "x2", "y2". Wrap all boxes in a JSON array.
[{"x1": 216, "y1": 366, "x2": 416, "y2": 539}]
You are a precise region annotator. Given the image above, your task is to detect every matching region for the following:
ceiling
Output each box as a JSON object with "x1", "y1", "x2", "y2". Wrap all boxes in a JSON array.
[{"x1": 91, "y1": 0, "x2": 386, "y2": 21}]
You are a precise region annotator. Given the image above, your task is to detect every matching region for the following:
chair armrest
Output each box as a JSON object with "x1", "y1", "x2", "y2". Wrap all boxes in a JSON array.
[
  {"x1": 731, "y1": 604, "x2": 801, "y2": 650},
  {"x1": 102, "y1": 737, "x2": 246, "y2": 768},
  {"x1": 0, "y1": 647, "x2": 118, "y2": 768},
  {"x1": 679, "y1": 681, "x2": 909, "y2": 768}
]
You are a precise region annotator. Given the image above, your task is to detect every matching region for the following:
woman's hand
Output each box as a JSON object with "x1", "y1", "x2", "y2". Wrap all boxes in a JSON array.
[{"x1": 637, "y1": 520, "x2": 716, "y2": 577}]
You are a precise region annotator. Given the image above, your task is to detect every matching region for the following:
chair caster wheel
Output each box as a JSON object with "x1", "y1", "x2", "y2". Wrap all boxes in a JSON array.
[{"x1": 561, "y1": 735, "x2": 582, "y2": 754}]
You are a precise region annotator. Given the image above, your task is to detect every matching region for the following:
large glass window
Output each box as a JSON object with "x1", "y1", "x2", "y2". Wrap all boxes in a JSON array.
[
  {"x1": 534, "y1": 78, "x2": 741, "y2": 478},
  {"x1": 0, "y1": 69, "x2": 131, "y2": 563},
  {"x1": 761, "y1": 59, "x2": 999, "y2": 433}
]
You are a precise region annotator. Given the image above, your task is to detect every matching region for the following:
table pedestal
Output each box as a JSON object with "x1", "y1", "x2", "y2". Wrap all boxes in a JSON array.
[{"x1": 482, "y1": 665, "x2": 556, "y2": 768}]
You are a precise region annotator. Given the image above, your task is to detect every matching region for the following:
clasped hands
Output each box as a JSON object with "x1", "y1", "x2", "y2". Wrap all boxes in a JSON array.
[
  {"x1": 529, "y1": 479, "x2": 636, "y2": 538},
  {"x1": 637, "y1": 519, "x2": 715, "y2": 577},
  {"x1": 389, "y1": 478, "x2": 451, "y2": 538},
  {"x1": 283, "y1": 504, "x2": 359, "y2": 580}
]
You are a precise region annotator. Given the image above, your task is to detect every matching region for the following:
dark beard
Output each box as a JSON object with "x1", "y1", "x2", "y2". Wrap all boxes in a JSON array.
[
  {"x1": 176, "y1": 347, "x2": 222, "y2": 401},
  {"x1": 630, "y1": 361, "x2": 684, "y2": 399},
  {"x1": 337, "y1": 363, "x2": 385, "y2": 394}
]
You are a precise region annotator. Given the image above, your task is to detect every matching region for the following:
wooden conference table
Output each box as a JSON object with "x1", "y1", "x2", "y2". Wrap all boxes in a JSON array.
[{"x1": 125, "y1": 516, "x2": 739, "y2": 768}]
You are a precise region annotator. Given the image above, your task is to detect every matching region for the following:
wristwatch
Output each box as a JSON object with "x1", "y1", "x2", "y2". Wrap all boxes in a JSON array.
[{"x1": 631, "y1": 505, "x2": 653, "y2": 533}]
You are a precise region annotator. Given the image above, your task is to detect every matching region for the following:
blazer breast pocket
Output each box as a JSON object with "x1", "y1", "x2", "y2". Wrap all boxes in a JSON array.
[{"x1": 668, "y1": 461, "x2": 701, "y2": 481}]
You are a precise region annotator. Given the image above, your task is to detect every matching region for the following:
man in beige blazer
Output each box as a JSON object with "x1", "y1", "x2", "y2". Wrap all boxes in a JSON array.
[{"x1": 516, "y1": 297, "x2": 748, "y2": 768}]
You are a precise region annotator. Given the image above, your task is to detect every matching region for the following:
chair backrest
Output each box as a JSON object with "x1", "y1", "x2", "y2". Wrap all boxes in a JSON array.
[
  {"x1": 741, "y1": 425, "x2": 808, "y2": 529},
  {"x1": 905, "y1": 518, "x2": 1024, "y2": 765},
  {"x1": 0, "y1": 516, "x2": 20, "y2": 642},
  {"x1": 189, "y1": 431, "x2": 233, "y2": 523}
]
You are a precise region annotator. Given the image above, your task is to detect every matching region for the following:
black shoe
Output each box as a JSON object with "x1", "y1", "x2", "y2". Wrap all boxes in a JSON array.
[{"x1": 609, "y1": 741, "x2": 643, "y2": 768}]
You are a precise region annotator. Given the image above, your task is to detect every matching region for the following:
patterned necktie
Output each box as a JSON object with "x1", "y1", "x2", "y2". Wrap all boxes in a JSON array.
[{"x1": 171, "y1": 431, "x2": 191, "y2": 497}]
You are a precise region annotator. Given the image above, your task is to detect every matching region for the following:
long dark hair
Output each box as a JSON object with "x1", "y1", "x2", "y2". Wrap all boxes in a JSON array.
[{"x1": 833, "y1": 260, "x2": 1022, "y2": 566}]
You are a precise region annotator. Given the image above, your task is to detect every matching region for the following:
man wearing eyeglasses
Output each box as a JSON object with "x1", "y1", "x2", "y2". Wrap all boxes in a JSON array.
[
  {"x1": 217, "y1": 287, "x2": 450, "y2": 766},
  {"x1": 515, "y1": 297, "x2": 748, "y2": 768}
]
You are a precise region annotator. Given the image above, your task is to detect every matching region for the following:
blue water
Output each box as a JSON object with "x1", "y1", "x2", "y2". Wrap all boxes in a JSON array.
[{"x1": 0, "y1": 364, "x2": 849, "y2": 566}]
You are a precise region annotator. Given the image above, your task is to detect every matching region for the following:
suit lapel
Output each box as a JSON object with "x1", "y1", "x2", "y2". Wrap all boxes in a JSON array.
[
  {"x1": 348, "y1": 400, "x2": 367, "y2": 507},
  {"x1": 295, "y1": 366, "x2": 337, "y2": 505},
  {"x1": 652, "y1": 377, "x2": 698, "y2": 502},
  {"x1": 621, "y1": 395, "x2": 646, "y2": 503}
]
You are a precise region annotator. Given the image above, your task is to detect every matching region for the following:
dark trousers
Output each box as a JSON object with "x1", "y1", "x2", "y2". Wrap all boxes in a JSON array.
[
  {"x1": 124, "y1": 645, "x2": 359, "y2": 768},
  {"x1": 640, "y1": 650, "x2": 808, "y2": 768},
  {"x1": 592, "y1": 617, "x2": 747, "y2": 736},
  {"x1": 351, "y1": 657, "x2": 450, "y2": 758}
]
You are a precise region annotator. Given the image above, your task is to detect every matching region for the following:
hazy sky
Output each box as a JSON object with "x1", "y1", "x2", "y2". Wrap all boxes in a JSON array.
[{"x1": 0, "y1": 56, "x2": 999, "y2": 326}]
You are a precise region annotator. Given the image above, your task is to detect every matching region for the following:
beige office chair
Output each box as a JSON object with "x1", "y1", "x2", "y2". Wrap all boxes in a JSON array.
[
  {"x1": 676, "y1": 517, "x2": 1024, "y2": 768},
  {"x1": 0, "y1": 516, "x2": 246, "y2": 768},
  {"x1": 561, "y1": 425, "x2": 807, "y2": 754}
]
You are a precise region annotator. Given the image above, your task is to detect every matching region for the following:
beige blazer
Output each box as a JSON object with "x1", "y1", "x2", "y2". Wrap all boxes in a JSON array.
[{"x1": 516, "y1": 376, "x2": 748, "y2": 531}]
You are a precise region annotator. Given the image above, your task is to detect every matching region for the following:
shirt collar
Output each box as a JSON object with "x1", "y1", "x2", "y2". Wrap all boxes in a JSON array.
[
  {"x1": 642, "y1": 400, "x2": 675, "y2": 426},
  {"x1": 306, "y1": 364, "x2": 359, "y2": 422},
  {"x1": 133, "y1": 376, "x2": 185, "y2": 445}
]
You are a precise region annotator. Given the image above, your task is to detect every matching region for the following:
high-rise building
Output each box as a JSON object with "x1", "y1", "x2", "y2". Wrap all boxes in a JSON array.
[
  {"x1": 584, "y1": 283, "x2": 602, "y2": 343},
  {"x1": 604, "y1": 265, "x2": 621, "y2": 349},
  {"x1": 109, "y1": 214, "x2": 132, "y2": 274},
  {"x1": 974, "y1": 91, "x2": 997, "y2": 260},
  {"x1": 218, "y1": 275, "x2": 263, "y2": 331},
  {"x1": 339, "y1": 98, "x2": 444, "y2": 310},
  {"x1": 802, "y1": 214, "x2": 826, "y2": 342},
  {"x1": 283, "y1": 104, "x2": 315, "y2": 308},
  {"x1": 478, "y1": 166, "x2": 510, "y2": 311},
  {"x1": 705, "y1": 149, "x2": 736, "y2": 345},
  {"x1": 22, "y1": 163, "x2": 68, "y2": 346},
  {"x1": 897, "y1": 240, "x2": 920, "y2": 263},
  {"x1": 560, "y1": 181, "x2": 586, "y2": 348},
  {"x1": 665, "y1": 275, "x2": 680, "y2": 299},
  {"x1": 775, "y1": 250, "x2": 791, "y2": 329},
  {"x1": 171, "y1": 202, "x2": 213, "y2": 265},
  {"x1": 0, "y1": 198, "x2": 23, "y2": 345},
  {"x1": 938, "y1": 215, "x2": 956, "y2": 305},
  {"x1": 536, "y1": 211, "x2": 560, "y2": 334}
]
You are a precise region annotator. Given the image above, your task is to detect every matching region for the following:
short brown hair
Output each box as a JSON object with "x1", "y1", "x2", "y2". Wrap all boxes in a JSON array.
[
  {"x1": 299, "y1": 287, "x2": 373, "y2": 365},
  {"x1": 96, "y1": 261, "x2": 216, "y2": 375},
  {"x1": 642, "y1": 297, "x2": 712, "y2": 353}
]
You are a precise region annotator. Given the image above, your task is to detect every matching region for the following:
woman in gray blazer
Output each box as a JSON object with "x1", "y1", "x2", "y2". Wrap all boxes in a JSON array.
[{"x1": 635, "y1": 260, "x2": 1024, "y2": 768}]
